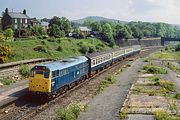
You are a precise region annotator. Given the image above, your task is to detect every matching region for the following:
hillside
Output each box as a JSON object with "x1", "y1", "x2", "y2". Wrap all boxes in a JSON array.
[
  {"x1": 6, "y1": 38, "x2": 112, "y2": 62},
  {"x1": 72, "y1": 16, "x2": 127, "y2": 24}
]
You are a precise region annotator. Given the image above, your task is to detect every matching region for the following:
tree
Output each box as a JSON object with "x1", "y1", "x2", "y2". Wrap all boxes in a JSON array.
[
  {"x1": 49, "y1": 16, "x2": 71, "y2": 37},
  {"x1": 102, "y1": 23, "x2": 115, "y2": 47},
  {"x1": 48, "y1": 24, "x2": 65, "y2": 38},
  {"x1": 114, "y1": 25, "x2": 131, "y2": 39},
  {"x1": 3, "y1": 28, "x2": 13, "y2": 40},
  {"x1": 90, "y1": 22, "x2": 102, "y2": 32}
]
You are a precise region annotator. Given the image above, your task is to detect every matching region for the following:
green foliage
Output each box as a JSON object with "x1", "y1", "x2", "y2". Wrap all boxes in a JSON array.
[
  {"x1": 174, "y1": 93, "x2": 180, "y2": 99},
  {"x1": 143, "y1": 58, "x2": 150, "y2": 62},
  {"x1": 167, "y1": 62, "x2": 180, "y2": 74},
  {"x1": 0, "y1": 44, "x2": 11, "y2": 63},
  {"x1": 154, "y1": 110, "x2": 170, "y2": 120},
  {"x1": 97, "y1": 76, "x2": 116, "y2": 93},
  {"x1": 143, "y1": 65, "x2": 168, "y2": 74},
  {"x1": 57, "y1": 46, "x2": 63, "y2": 52},
  {"x1": 119, "y1": 111, "x2": 128, "y2": 119},
  {"x1": 56, "y1": 103, "x2": 87, "y2": 120},
  {"x1": 150, "y1": 76, "x2": 175, "y2": 92},
  {"x1": 175, "y1": 43, "x2": 180, "y2": 51},
  {"x1": 0, "y1": 78, "x2": 15, "y2": 85},
  {"x1": 19, "y1": 65, "x2": 30, "y2": 77},
  {"x1": 0, "y1": 32, "x2": 5, "y2": 41},
  {"x1": 49, "y1": 16, "x2": 71, "y2": 37},
  {"x1": 90, "y1": 22, "x2": 102, "y2": 32},
  {"x1": 3, "y1": 28, "x2": 13, "y2": 40},
  {"x1": 79, "y1": 46, "x2": 89, "y2": 54},
  {"x1": 33, "y1": 45, "x2": 47, "y2": 53}
]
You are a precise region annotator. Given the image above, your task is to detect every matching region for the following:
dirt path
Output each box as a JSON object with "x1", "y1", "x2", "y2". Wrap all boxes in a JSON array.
[{"x1": 77, "y1": 59, "x2": 144, "y2": 120}]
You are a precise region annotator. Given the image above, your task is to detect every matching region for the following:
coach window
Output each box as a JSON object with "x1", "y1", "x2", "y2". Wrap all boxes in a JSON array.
[
  {"x1": 93, "y1": 60, "x2": 96, "y2": 65},
  {"x1": 56, "y1": 70, "x2": 59, "y2": 76}
]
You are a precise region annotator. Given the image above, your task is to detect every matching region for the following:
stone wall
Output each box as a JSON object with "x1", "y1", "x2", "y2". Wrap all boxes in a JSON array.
[{"x1": 116, "y1": 38, "x2": 161, "y2": 47}]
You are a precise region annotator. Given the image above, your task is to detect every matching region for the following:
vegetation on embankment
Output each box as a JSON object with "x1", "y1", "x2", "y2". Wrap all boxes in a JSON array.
[
  {"x1": 56, "y1": 103, "x2": 87, "y2": 120},
  {"x1": 4, "y1": 37, "x2": 112, "y2": 62}
]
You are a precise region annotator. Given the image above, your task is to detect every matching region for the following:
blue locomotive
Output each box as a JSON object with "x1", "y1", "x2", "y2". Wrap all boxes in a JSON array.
[{"x1": 29, "y1": 45, "x2": 141, "y2": 96}]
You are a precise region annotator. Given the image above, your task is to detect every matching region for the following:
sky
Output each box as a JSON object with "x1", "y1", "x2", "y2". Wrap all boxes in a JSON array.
[{"x1": 0, "y1": 0, "x2": 180, "y2": 24}]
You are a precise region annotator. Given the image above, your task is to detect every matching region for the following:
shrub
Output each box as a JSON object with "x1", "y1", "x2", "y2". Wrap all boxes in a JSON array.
[
  {"x1": 79, "y1": 46, "x2": 89, "y2": 54},
  {"x1": 143, "y1": 65, "x2": 167, "y2": 74},
  {"x1": 19, "y1": 65, "x2": 30, "y2": 77},
  {"x1": 33, "y1": 45, "x2": 47, "y2": 53},
  {"x1": 56, "y1": 103, "x2": 87, "y2": 120},
  {"x1": 88, "y1": 46, "x2": 96, "y2": 53},
  {"x1": 175, "y1": 43, "x2": 180, "y2": 51},
  {"x1": 174, "y1": 93, "x2": 180, "y2": 99},
  {"x1": 0, "y1": 44, "x2": 11, "y2": 63},
  {"x1": 119, "y1": 112, "x2": 128, "y2": 119},
  {"x1": 57, "y1": 46, "x2": 63, "y2": 52}
]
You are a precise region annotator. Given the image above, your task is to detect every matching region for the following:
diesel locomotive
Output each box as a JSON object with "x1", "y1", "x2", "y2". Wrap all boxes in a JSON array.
[{"x1": 29, "y1": 45, "x2": 141, "y2": 97}]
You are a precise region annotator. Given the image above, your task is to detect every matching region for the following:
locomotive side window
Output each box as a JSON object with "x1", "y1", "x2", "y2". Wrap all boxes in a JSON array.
[
  {"x1": 52, "y1": 71, "x2": 56, "y2": 77},
  {"x1": 30, "y1": 70, "x2": 34, "y2": 77}
]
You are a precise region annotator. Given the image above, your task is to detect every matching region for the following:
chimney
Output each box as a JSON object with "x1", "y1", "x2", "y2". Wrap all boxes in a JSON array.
[
  {"x1": 23, "y1": 9, "x2": 26, "y2": 14},
  {"x1": 5, "y1": 8, "x2": 8, "y2": 14}
]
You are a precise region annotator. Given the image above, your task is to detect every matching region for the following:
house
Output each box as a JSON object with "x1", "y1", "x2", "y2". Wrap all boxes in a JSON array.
[
  {"x1": 79, "y1": 26, "x2": 92, "y2": 36},
  {"x1": 2, "y1": 8, "x2": 35, "y2": 30}
]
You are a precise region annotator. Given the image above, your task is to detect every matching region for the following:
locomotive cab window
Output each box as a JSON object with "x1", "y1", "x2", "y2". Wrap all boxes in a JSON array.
[{"x1": 44, "y1": 71, "x2": 49, "y2": 78}]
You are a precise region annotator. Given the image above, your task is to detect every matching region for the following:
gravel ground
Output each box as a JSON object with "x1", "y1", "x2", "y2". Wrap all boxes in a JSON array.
[{"x1": 77, "y1": 59, "x2": 144, "y2": 120}]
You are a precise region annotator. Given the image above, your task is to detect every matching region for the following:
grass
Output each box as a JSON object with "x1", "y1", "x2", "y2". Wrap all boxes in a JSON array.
[
  {"x1": 154, "y1": 110, "x2": 180, "y2": 120},
  {"x1": 6, "y1": 37, "x2": 112, "y2": 62},
  {"x1": 97, "y1": 76, "x2": 116, "y2": 94},
  {"x1": 19, "y1": 65, "x2": 30, "y2": 77},
  {"x1": 149, "y1": 51, "x2": 180, "y2": 61},
  {"x1": 143, "y1": 64, "x2": 168, "y2": 74},
  {"x1": 167, "y1": 62, "x2": 180, "y2": 74},
  {"x1": 56, "y1": 103, "x2": 87, "y2": 120},
  {"x1": 0, "y1": 78, "x2": 15, "y2": 85}
]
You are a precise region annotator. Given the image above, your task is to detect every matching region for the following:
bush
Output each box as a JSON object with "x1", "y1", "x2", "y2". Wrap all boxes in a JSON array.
[
  {"x1": 79, "y1": 46, "x2": 89, "y2": 54},
  {"x1": 143, "y1": 65, "x2": 167, "y2": 74},
  {"x1": 56, "y1": 103, "x2": 87, "y2": 120},
  {"x1": 88, "y1": 46, "x2": 96, "y2": 53},
  {"x1": 19, "y1": 65, "x2": 30, "y2": 77},
  {"x1": 33, "y1": 45, "x2": 47, "y2": 53},
  {"x1": 57, "y1": 46, "x2": 63, "y2": 52},
  {"x1": 0, "y1": 44, "x2": 11, "y2": 63},
  {"x1": 175, "y1": 93, "x2": 180, "y2": 99},
  {"x1": 175, "y1": 43, "x2": 180, "y2": 51}
]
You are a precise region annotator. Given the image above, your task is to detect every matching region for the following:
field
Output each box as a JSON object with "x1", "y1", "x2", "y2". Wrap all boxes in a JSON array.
[
  {"x1": 149, "y1": 51, "x2": 180, "y2": 60},
  {"x1": 5, "y1": 38, "x2": 113, "y2": 62}
]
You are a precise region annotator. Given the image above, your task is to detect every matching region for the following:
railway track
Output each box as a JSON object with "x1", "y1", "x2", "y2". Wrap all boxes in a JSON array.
[
  {"x1": 0, "y1": 47, "x2": 163, "y2": 120},
  {"x1": 0, "y1": 58, "x2": 53, "y2": 80}
]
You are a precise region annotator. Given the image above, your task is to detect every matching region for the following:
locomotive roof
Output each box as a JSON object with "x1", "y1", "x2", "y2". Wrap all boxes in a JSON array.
[{"x1": 36, "y1": 56, "x2": 88, "y2": 71}]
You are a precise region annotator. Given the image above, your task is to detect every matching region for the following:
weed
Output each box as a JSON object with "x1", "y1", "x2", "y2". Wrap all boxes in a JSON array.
[
  {"x1": 174, "y1": 93, "x2": 180, "y2": 99},
  {"x1": 57, "y1": 46, "x2": 63, "y2": 52},
  {"x1": 0, "y1": 78, "x2": 15, "y2": 85},
  {"x1": 143, "y1": 58, "x2": 150, "y2": 62},
  {"x1": 19, "y1": 65, "x2": 30, "y2": 77},
  {"x1": 143, "y1": 65, "x2": 167, "y2": 74},
  {"x1": 154, "y1": 110, "x2": 169, "y2": 120},
  {"x1": 56, "y1": 103, "x2": 87, "y2": 120},
  {"x1": 97, "y1": 76, "x2": 116, "y2": 93}
]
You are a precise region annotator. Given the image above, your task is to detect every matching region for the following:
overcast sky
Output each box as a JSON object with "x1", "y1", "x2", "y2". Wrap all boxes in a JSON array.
[{"x1": 1, "y1": 0, "x2": 180, "y2": 24}]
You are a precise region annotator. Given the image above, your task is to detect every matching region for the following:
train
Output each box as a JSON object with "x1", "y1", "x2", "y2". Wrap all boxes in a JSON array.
[{"x1": 29, "y1": 45, "x2": 141, "y2": 97}]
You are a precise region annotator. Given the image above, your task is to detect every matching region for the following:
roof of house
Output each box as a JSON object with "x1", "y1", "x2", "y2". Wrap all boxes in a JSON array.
[
  {"x1": 79, "y1": 26, "x2": 91, "y2": 32},
  {"x1": 8, "y1": 12, "x2": 30, "y2": 19}
]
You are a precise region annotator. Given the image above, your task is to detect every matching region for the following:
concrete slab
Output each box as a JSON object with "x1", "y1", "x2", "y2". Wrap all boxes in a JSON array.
[
  {"x1": 128, "y1": 114, "x2": 154, "y2": 120},
  {"x1": 139, "y1": 74, "x2": 154, "y2": 78}
]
